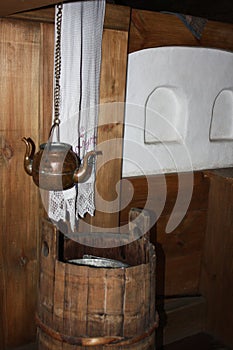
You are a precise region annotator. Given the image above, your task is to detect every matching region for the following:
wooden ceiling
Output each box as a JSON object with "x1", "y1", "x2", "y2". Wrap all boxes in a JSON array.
[{"x1": 0, "y1": 0, "x2": 233, "y2": 24}]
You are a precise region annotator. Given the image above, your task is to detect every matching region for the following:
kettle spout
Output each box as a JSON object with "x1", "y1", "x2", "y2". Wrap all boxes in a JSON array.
[
  {"x1": 22, "y1": 137, "x2": 36, "y2": 176},
  {"x1": 73, "y1": 150, "x2": 98, "y2": 183}
]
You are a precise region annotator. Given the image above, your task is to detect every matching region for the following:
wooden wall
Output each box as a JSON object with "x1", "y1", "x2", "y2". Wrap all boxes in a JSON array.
[
  {"x1": 126, "y1": 9, "x2": 233, "y2": 346},
  {"x1": 120, "y1": 172, "x2": 210, "y2": 297},
  {"x1": 0, "y1": 4, "x2": 131, "y2": 349},
  {"x1": 124, "y1": 6, "x2": 233, "y2": 299},
  {"x1": 0, "y1": 4, "x2": 233, "y2": 349},
  {"x1": 0, "y1": 14, "x2": 55, "y2": 347},
  {"x1": 200, "y1": 170, "x2": 233, "y2": 348},
  {"x1": 0, "y1": 18, "x2": 42, "y2": 348}
]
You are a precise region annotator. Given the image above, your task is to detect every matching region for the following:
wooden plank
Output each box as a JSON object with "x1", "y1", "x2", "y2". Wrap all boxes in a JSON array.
[
  {"x1": 8, "y1": 4, "x2": 131, "y2": 31},
  {"x1": 156, "y1": 210, "x2": 207, "y2": 258},
  {"x1": 120, "y1": 172, "x2": 210, "y2": 224},
  {"x1": 0, "y1": 18, "x2": 40, "y2": 348},
  {"x1": 53, "y1": 261, "x2": 65, "y2": 334},
  {"x1": 63, "y1": 264, "x2": 89, "y2": 337},
  {"x1": 157, "y1": 210, "x2": 207, "y2": 296},
  {"x1": 200, "y1": 20, "x2": 233, "y2": 51},
  {"x1": 83, "y1": 27, "x2": 129, "y2": 231},
  {"x1": 86, "y1": 268, "x2": 106, "y2": 337},
  {"x1": 120, "y1": 172, "x2": 210, "y2": 296},
  {"x1": 8, "y1": 7, "x2": 55, "y2": 23},
  {"x1": 0, "y1": 253, "x2": 6, "y2": 349},
  {"x1": 104, "y1": 3, "x2": 130, "y2": 32},
  {"x1": 162, "y1": 296, "x2": 206, "y2": 344},
  {"x1": 39, "y1": 22, "x2": 54, "y2": 142},
  {"x1": 129, "y1": 9, "x2": 233, "y2": 53},
  {"x1": 38, "y1": 219, "x2": 57, "y2": 328},
  {"x1": 200, "y1": 173, "x2": 233, "y2": 348},
  {"x1": 104, "y1": 268, "x2": 125, "y2": 336},
  {"x1": 123, "y1": 265, "x2": 146, "y2": 337},
  {"x1": 0, "y1": 0, "x2": 59, "y2": 17},
  {"x1": 129, "y1": 10, "x2": 199, "y2": 53},
  {"x1": 38, "y1": 21, "x2": 55, "y2": 218}
]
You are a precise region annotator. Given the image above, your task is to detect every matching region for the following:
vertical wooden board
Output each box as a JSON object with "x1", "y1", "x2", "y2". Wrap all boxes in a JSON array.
[
  {"x1": 87, "y1": 268, "x2": 106, "y2": 337},
  {"x1": 39, "y1": 22, "x2": 54, "y2": 143},
  {"x1": 103, "y1": 3, "x2": 130, "y2": 31},
  {"x1": 38, "y1": 21, "x2": 54, "y2": 219},
  {"x1": 123, "y1": 265, "x2": 146, "y2": 337},
  {"x1": 156, "y1": 210, "x2": 207, "y2": 295},
  {"x1": 0, "y1": 18, "x2": 41, "y2": 347},
  {"x1": 63, "y1": 264, "x2": 89, "y2": 337},
  {"x1": 82, "y1": 28, "x2": 129, "y2": 231},
  {"x1": 164, "y1": 252, "x2": 202, "y2": 296},
  {"x1": 143, "y1": 263, "x2": 151, "y2": 328},
  {"x1": 39, "y1": 219, "x2": 57, "y2": 326},
  {"x1": 129, "y1": 262, "x2": 152, "y2": 333},
  {"x1": 104, "y1": 268, "x2": 125, "y2": 335},
  {"x1": 0, "y1": 255, "x2": 6, "y2": 349},
  {"x1": 149, "y1": 251, "x2": 156, "y2": 326},
  {"x1": 200, "y1": 174, "x2": 233, "y2": 348},
  {"x1": 53, "y1": 260, "x2": 65, "y2": 333},
  {"x1": 120, "y1": 173, "x2": 210, "y2": 297}
]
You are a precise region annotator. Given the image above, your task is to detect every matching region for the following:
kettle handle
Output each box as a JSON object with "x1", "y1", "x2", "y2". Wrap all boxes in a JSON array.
[{"x1": 22, "y1": 137, "x2": 36, "y2": 160}]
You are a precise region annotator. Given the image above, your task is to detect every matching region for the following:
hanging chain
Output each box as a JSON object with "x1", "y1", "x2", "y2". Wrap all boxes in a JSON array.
[
  {"x1": 50, "y1": 3, "x2": 63, "y2": 140},
  {"x1": 54, "y1": 3, "x2": 62, "y2": 124}
]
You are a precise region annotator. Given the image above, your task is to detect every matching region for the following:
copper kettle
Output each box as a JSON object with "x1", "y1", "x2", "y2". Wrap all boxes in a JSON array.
[{"x1": 22, "y1": 137, "x2": 96, "y2": 191}]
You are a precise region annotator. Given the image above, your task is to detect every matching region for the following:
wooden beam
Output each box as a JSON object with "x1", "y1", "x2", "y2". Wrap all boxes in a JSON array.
[
  {"x1": 128, "y1": 9, "x2": 233, "y2": 53},
  {"x1": 7, "y1": 3, "x2": 131, "y2": 32},
  {"x1": 0, "y1": 0, "x2": 59, "y2": 17}
]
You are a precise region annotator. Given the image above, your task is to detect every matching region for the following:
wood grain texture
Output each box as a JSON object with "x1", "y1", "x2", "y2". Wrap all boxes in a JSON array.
[
  {"x1": 163, "y1": 296, "x2": 206, "y2": 345},
  {"x1": 120, "y1": 172, "x2": 210, "y2": 223},
  {"x1": 129, "y1": 10, "x2": 199, "y2": 53},
  {"x1": 200, "y1": 172, "x2": 233, "y2": 348},
  {"x1": 8, "y1": 7, "x2": 55, "y2": 23},
  {"x1": 200, "y1": 20, "x2": 233, "y2": 51},
  {"x1": 38, "y1": 22, "x2": 55, "y2": 219},
  {"x1": 120, "y1": 172, "x2": 210, "y2": 296},
  {"x1": 0, "y1": 18, "x2": 40, "y2": 348},
  {"x1": 39, "y1": 22, "x2": 54, "y2": 143},
  {"x1": 82, "y1": 27, "x2": 129, "y2": 230},
  {"x1": 37, "y1": 215, "x2": 157, "y2": 350},
  {"x1": 104, "y1": 3, "x2": 131, "y2": 32},
  {"x1": 8, "y1": 3, "x2": 131, "y2": 31},
  {"x1": 0, "y1": 0, "x2": 58, "y2": 17},
  {"x1": 129, "y1": 9, "x2": 233, "y2": 53}
]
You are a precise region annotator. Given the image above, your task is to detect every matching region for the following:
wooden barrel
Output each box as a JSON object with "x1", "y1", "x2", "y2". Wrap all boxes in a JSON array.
[{"x1": 37, "y1": 210, "x2": 158, "y2": 349}]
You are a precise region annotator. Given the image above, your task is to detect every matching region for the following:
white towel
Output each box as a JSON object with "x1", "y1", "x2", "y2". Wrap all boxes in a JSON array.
[{"x1": 48, "y1": 1, "x2": 105, "y2": 230}]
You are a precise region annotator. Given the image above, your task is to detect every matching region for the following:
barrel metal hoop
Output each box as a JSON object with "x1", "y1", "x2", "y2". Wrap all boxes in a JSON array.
[{"x1": 35, "y1": 312, "x2": 159, "y2": 347}]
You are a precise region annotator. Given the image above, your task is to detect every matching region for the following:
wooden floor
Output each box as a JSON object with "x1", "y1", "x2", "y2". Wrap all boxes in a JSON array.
[
  {"x1": 163, "y1": 333, "x2": 231, "y2": 350},
  {"x1": 12, "y1": 333, "x2": 231, "y2": 350}
]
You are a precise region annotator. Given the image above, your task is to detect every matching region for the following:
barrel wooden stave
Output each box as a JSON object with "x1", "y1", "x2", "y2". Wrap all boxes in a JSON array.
[{"x1": 37, "y1": 217, "x2": 157, "y2": 350}]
